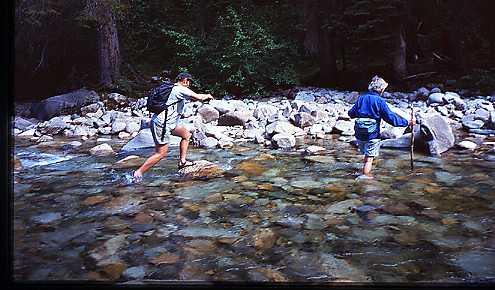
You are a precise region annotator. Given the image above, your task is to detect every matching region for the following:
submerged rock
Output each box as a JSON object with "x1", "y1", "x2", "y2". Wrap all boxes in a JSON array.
[{"x1": 253, "y1": 228, "x2": 277, "y2": 251}]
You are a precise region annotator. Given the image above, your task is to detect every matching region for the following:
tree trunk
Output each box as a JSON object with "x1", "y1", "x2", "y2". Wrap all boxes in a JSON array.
[
  {"x1": 198, "y1": 0, "x2": 208, "y2": 39},
  {"x1": 97, "y1": 2, "x2": 120, "y2": 88},
  {"x1": 392, "y1": 25, "x2": 407, "y2": 81},
  {"x1": 319, "y1": 30, "x2": 337, "y2": 86},
  {"x1": 303, "y1": 0, "x2": 319, "y2": 56}
]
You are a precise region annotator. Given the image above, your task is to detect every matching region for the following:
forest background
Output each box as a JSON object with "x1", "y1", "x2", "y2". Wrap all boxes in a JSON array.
[{"x1": 14, "y1": 0, "x2": 495, "y2": 101}]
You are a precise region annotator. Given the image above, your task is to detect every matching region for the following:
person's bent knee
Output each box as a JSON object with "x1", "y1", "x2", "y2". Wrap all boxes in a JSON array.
[{"x1": 183, "y1": 131, "x2": 192, "y2": 141}]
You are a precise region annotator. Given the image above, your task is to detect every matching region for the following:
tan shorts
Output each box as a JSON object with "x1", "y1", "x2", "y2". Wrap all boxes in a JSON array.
[{"x1": 150, "y1": 115, "x2": 178, "y2": 145}]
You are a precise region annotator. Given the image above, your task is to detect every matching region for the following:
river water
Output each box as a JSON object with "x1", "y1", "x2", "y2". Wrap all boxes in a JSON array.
[{"x1": 12, "y1": 135, "x2": 495, "y2": 283}]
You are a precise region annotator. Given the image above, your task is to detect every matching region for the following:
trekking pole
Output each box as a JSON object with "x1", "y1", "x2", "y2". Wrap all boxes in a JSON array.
[{"x1": 409, "y1": 102, "x2": 415, "y2": 171}]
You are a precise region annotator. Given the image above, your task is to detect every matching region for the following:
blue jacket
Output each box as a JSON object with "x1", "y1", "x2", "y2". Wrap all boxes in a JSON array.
[{"x1": 348, "y1": 91, "x2": 409, "y2": 141}]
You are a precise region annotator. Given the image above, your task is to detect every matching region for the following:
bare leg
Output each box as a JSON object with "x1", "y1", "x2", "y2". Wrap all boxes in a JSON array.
[
  {"x1": 171, "y1": 125, "x2": 192, "y2": 164},
  {"x1": 134, "y1": 144, "x2": 169, "y2": 178},
  {"x1": 363, "y1": 156, "x2": 374, "y2": 177}
]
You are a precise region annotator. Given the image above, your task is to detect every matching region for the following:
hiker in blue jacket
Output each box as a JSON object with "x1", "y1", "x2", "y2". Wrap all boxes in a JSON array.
[{"x1": 348, "y1": 76, "x2": 415, "y2": 178}]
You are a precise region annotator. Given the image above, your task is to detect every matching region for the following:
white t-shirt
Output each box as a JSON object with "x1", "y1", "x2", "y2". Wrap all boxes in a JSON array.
[{"x1": 155, "y1": 85, "x2": 195, "y2": 126}]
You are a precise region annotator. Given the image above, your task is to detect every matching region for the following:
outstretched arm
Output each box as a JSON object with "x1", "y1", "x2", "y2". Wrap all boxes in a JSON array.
[
  {"x1": 379, "y1": 99, "x2": 409, "y2": 127},
  {"x1": 181, "y1": 86, "x2": 214, "y2": 101},
  {"x1": 191, "y1": 92, "x2": 214, "y2": 101}
]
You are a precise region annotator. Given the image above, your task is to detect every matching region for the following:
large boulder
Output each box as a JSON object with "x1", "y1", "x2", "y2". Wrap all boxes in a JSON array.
[
  {"x1": 177, "y1": 160, "x2": 222, "y2": 179},
  {"x1": 217, "y1": 110, "x2": 252, "y2": 126},
  {"x1": 293, "y1": 112, "x2": 315, "y2": 128},
  {"x1": 265, "y1": 121, "x2": 304, "y2": 136},
  {"x1": 333, "y1": 120, "x2": 354, "y2": 135},
  {"x1": 14, "y1": 117, "x2": 35, "y2": 131},
  {"x1": 120, "y1": 128, "x2": 180, "y2": 151},
  {"x1": 31, "y1": 89, "x2": 100, "y2": 120},
  {"x1": 254, "y1": 104, "x2": 279, "y2": 122},
  {"x1": 417, "y1": 113, "x2": 455, "y2": 156},
  {"x1": 272, "y1": 133, "x2": 296, "y2": 149},
  {"x1": 427, "y1": 93, "x2": 445, "y2": 105},
  {"x1": 208, "y1": 100, "x2": 235, "y2": 114},
  {"x1": 197, "y1": 105, "x2": 220, "y2": 123},
  {"x1": 36, "y1": 116, "x2": 70, "y2": 135}
]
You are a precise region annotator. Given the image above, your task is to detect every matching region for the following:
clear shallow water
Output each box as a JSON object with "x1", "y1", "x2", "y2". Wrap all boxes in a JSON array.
[{"x1": 12, "y1": 135, "x2": 495, "y2": 283}]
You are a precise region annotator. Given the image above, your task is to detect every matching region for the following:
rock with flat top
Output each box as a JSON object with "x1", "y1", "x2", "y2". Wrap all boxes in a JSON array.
[{"x1": 177, "y1": 160, "x2": 222, "y2": 179}]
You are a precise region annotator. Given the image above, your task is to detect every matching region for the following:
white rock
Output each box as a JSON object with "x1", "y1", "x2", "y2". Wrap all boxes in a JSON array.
[
  {"x1": 125, "y1": 122, "x2": 140, "y2": 134},
  {"x1": 18, "y1": 128, "x2": 37, "y2": 137},
  {"x1": 200, "y1": 137, "x2": 218, "y2": 148},
  {"x1": 458, "y1": 140, "x2": 478, "y2": 150},
  {"x1": 272, "y1": 133, "x2": 296, "y2": 149},
  {"x1": 118, "y1": 132, "x2": 131, "y2": 139},
  {"x1": 333, "y1": 120, "x2": 354, "y2": 135},
  {"x1": 305, "y1": 145, "x2": 325, "y2": 154},
  {"x1": 111, "y1": 120, "x2": 127, "y2": 134},
  {"x1": 89, "y1": 143, "x2": 115, "y2": 156}
]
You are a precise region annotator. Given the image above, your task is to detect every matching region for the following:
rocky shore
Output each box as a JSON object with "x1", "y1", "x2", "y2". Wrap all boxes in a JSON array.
[{"x1": 13, "y1": 86, "x2": 495, "y2": 161}]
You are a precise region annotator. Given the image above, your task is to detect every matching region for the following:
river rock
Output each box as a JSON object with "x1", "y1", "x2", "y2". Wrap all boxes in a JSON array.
[
  {"x1": 457, "y1": 140, "x2": 478, "y2": 150},
  {"x1": 89, "y1": 143, "x2": 115, "y2": 156},
  {"x1": 30, "y1": 89, "x2": 100, "y2": 120},
  {"x1": 217, "y1": 110, "x2": 252, "y2": 126},
  {"x1": 200, "y1": 137, "x2": 219, "y2": 148},
  {"x1": 380, "y1": 126, "x2": 405, "y2": 140},
  {"x1": 197, "y1": 105, "x2": 219, "y2": 123},
  {"x1": 453, "y1": 250, "x2": 495, "y2": 279},
  {"x1": 14, "y1": 117, "x2": 35, "y2": 131},
  {"x1": 272, "y1": 133, "x2": 296, "y2": 149},
  {"x1": 253, "y1": 228, "x2": 277, "y2": 251},
  {"x1": 36, "y1": 116, "x2": 70, "y2": 135},
  {"x1": 294, "y1": 112, "x2": 315, "y2": 128},
  {"x1": 122, "y1": 266, "x2": 146, "y2": 280},
  {"x1": 444, "y1": 92, "x2": 465, "y2": 110},
  {"x1": 381, "y1": 133, "x2": 412, "y2": 148},
  {"x1": 80, "y1": 102, "x2": 104, "y2": 116},
  {"x1": 18, "y1": 128, "x2": 37, "y2": 137},
  {"x1": 266, "y1": 121, "x2": 303, "y2": 136},
  {"x1": 175, "y1": 226, "x2": 238, "y2": 239},
  {"x1": 462, "y1": 117, "x2": 485, "y2": 130},
  {"x1": 319, "y1": 253, "x2": 369, "y2": 281},
  {"x1": 304, "y1": 145, "x2": 325, "y2": 155},
  {"x1": 428, "y1": 93, "x2": 445, "y2": 105},
  {"x1": 64, "y1": 125, "x2": 91, "y2": 137},
  {"x1": 417, "y1": 113, "x2": 455, "y2": 156},
  {"x1": 474, "y1": 108, "x2": 490, "y2": 122},
  {"x1": 209, "y1": 100, "x2": 235, "y2": 114},
  {"x1": 333, "y1": 120, "x2": 354, "y2": 135},
  {"x1": 177, "y1": 160, "x2": 222, "y2": 179},
  {"x1": 325, "y1": 199, "x2": 363, "y2": 215},
  {"x1": 120, "y1": 128, "x2": 180, "y2": 151},
  {"x1": 254, "y1": 104, "x2": 279, "y2": 121},
  {"x1": 125, "y1": 122, "x2": 140, "y2": 134},
  {"x1": 89, "y1": 234, "x2": 129, "y2": 265},
  {"x1": 32, "y1": 212, "x2": 62, "y2": 224},
  {"x1": 111, "y1": 119, "x2": 127, "y2": 134},
  {"x1": 416, "y1": 87, "x2": 430, "y2": 100},
  {"x1": 469, "y1": 129, "x2": 495, "y2": 136}
]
